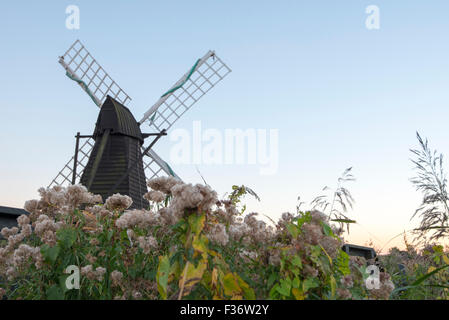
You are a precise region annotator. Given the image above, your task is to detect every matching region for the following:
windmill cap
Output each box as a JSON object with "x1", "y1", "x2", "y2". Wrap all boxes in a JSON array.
[{"x1": 93, "y1": 95, "x2": 144, "y2": 142}]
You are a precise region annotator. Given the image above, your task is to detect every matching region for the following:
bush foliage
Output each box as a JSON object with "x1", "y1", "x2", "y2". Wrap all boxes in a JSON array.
[{"x1": 0, "y1": 176, "x2": 447, "y2": 300}]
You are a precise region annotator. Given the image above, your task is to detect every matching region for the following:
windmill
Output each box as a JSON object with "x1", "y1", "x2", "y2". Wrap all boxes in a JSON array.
[{"x1": 49, "y1": 40, "x2": 231, "y2": 208}]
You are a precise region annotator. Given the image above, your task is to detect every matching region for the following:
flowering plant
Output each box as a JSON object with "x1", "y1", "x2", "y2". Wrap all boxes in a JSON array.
[{"x1": 0, "y1": 178, "x2": 394, "y2": 300}]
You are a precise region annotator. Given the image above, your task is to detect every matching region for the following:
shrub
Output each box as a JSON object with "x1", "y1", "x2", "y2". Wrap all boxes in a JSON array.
[{"x1": 0, "y1": 178, "x2": 394, "y2": 300}]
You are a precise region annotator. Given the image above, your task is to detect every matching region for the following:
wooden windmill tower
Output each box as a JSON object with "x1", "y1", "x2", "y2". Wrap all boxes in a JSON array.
[{"x1": 49, "y1": 40, "x2": 231, "y2": 208}]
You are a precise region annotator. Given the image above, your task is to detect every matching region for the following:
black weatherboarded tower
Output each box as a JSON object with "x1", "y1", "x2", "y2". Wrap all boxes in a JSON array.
[{"x1": 80, "y1": 95, "x2": 149, "y2": 209}]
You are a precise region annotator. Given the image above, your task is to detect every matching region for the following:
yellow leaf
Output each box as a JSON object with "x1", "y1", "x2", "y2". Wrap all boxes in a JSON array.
[
  {"x1": 235, "y1": 274, "x2": 256, "y2": 300},
  {"x1": 292, "y1": 288, "x2": 305, "y2": 300},
  {"x1": 428, "y1": 266, "x2": 436, "y2": 273},
  {"x1": 192, "y1": 234, "x2": 209, "y2": 255},
  {"x1": 443, "y1": 255, "x2": 449, "y2": 265},
  {"x1": 211, "y1": 268, "x2": 218, "y2": 289},
  {"x1": 178, "y1": 259, "x2": 207, "y2": 299},
  {"x1": 319, "y1": 244, "x2": 333, "y2": 266},
  {"x1": 188, "y1": 212, "x2": 206, "y2": 235},
  {"x1": 222, "y1": 273, "x2": 242, "y2": 297}
]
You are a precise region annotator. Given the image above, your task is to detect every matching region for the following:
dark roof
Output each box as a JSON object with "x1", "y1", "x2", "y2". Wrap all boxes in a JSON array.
[
  {"x1": 0, "y1": 206, "x2": 29, "y2": 217},
  {"x1": 94, "y1": 95, "x2": 143, "y2": 143},
  {"x1": 0, "y1": 206, "x2": 29, "y2": 236},
  {"x1": 341, "y1": 244, "x2": 377, "y2": 260}
]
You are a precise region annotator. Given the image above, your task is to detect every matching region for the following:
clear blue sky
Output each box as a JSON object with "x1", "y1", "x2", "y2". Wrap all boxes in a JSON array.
[{"x1": 1, "y1": 1, "x2": 449, "y2": 251}]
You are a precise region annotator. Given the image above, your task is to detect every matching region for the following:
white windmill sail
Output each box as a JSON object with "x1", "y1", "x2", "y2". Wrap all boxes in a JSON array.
[
  {"x1": 58, "y1": 39, "x2": 132, "y2": 107},
  {"x1": 139, "y1": 50, "x2": 231, "y2": 181},
  {"x1": 139, "y1": 50, "x2": 231, "y2": 131},
  {"x1": 50, "y1": 40, "x2": 134, "y2": 187},
  {"x1": 48, "y1": 138, "x2": 95, "y2": 187}
]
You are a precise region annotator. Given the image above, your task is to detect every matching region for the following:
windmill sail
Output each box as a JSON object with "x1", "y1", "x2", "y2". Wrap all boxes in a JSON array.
[
  {"x1": 142, "y1": 149, "x2": 181, "y2": 180},
  {"x1": 48, "y1": 138, "x2": 94, "y2": 187},
  {"x1": 59, "y1": 40, "x2": 132, "y2": 107},
  {"x1": 139, "y1": 50, "x2": 231, "y2": 132},
  {"x1": 139, "y1": 50, "x2": 231, "y2": 180},
  {"x1": 50, "y1": 40, "x2": 135, "y2": 187}
]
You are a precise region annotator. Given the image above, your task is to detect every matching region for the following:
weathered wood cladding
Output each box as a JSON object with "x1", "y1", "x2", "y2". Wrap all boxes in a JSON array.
[{"x1": 80, "y1": 96, "x2": 149, "y2": 209}]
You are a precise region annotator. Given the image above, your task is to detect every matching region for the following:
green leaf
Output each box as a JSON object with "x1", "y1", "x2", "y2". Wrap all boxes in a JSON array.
[
  {"x1": 329, "y1": 275, "x2": 337, "y2": 299},
  {"x1": 321, "y1": 222, "x2": 334, "y2": 237},
  {"x1": 57, "y1": 228, "x2": 77, "y2": 249},
  {"x1": 303, "y1": 278, "x2": 319, "y2": 292},
  {"x1": 107, "y1": 229, "x2": 114, "y2": 241},
  {"x1": 335, "y1": 250, "x2": 351, "y2": 275},
  {"x1": 412, "y1": 264, "x2": 449, "y2": 286},
  {"x1": 46, "y1": 284, "x2": 64, "y2": 300},
  {"x1": 59, "y1": 275, "x2": 70, "y2": 293},
  {"x1": 41, "y1": 244, "x2": 60, "y2": 263},
  {"x1": 291, "y1": 255, "x2": 302, "y2": 268},
  {"x1": 157, "y1": 255, "x2": 170, "y2": 299},
  {"x1": 267, "y1": 273, "x2": 277, "y2": 288},
  {"x1": 269, "y1": 284, "x2": 280, "y2": 299},
  {"x1": 292, "y1": 277, "x2": 300, "y2": 289},
  {"x1": 330, "y1": 219, "x2": 356, "y2": 224},
  {"x1": 276, "y1": 278, "x2": 291, "y2": 296},
  {"x1": 286, "y1": 223, "x2": 299, "y2": 238}
]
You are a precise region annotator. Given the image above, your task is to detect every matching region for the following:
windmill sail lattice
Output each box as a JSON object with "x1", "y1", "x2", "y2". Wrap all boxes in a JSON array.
[
  {"x1": 59, "y1": 40, "x2": 132, "y2": 107},
  {"x1": 48, "y1": 139, "x2": 94, "y2": 187},
  {"x1": 49, "y1": 40, "x2": 231, "y2": 189},
  {"x1": 139, "y1": 50, "x2": 231, "y2": 132}
]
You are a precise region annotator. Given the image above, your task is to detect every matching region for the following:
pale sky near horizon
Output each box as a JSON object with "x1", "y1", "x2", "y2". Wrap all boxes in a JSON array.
[{"x1": 1, "y1": 1, "x2": 449, "y2": 253}]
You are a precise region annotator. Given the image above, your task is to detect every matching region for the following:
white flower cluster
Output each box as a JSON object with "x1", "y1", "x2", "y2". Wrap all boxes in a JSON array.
[
  {"x1": 170, "y1": 183, "x2": 218, "y2": 215},
  {"x1": 81, "y1": 265, "x2": 106, "y2": 281},
  {"x1": 104, "y1": 194, "x2": 133, "y2": 211},
  {"x1": 24, "y1": 184, "x2": 101, "y2": 220},
  {"x1": 34, "y1": 214, "x2": 64, "y2": 246},
  {"x1": 143, "y1": 178, "x2": 219, "y2": 226},
  {"x1": 206, "y1": 223, "x2": 229, "y2": 246},
  {"x1": 88, "y1": 204, "x2": 113, "y2": 219},
  {"x1": 0, "y1": 213, "x2": 37, "y2": 280},
  {"x1": 143, "y1": 190, "x2": 165, "y2": 203},
  {"x1": 115, "y1": 210, "x2": 160, "y2": 230},
  {"x1": 267, "y1": 210, "x2": 343, "y2": 268},
  {"x1": 137, "y1": 236, "x2": 158, "y2": 254},
  {"x1": 111, "y1": 270, "x2": 124, "y2": 287},
  {"x1": 12, "y1": 244, "x2": 43, "y2": 270},
  {"x1": 147, "y1": 176, "x2": 182, "y2": 194}
]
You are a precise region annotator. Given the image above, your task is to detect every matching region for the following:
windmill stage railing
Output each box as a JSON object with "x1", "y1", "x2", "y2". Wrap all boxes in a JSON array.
[{"x1": 48, "y1": 136, "x2": 94, "y2": 188}]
